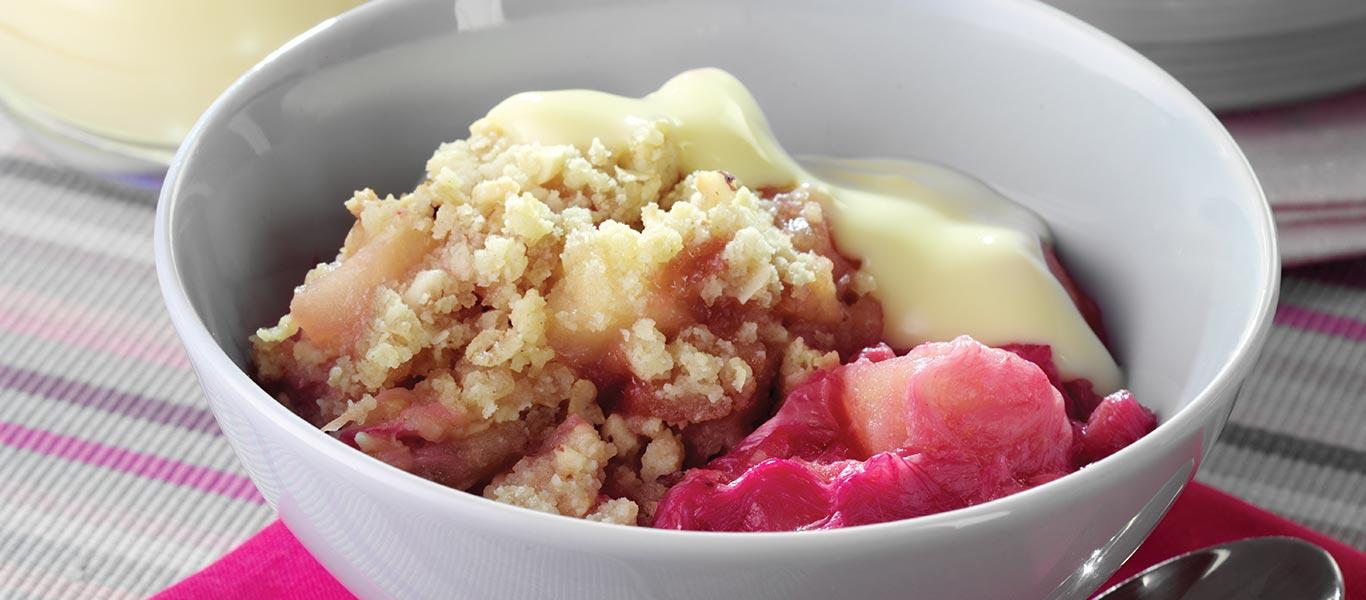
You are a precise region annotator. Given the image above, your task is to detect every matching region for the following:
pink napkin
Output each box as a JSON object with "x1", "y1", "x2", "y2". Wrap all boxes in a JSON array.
[
  {"x1": 153, "y1": 521, "x2": 354, "y2": 600},
  {"x1": 154, "y1": 482, "x2": 1365, "y2": 599},
  {"x1": 1223, "y1": 88, "x2": 1366, "y2": 265}
]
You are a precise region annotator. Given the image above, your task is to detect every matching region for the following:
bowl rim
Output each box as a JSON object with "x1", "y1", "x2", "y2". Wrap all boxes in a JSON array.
[{"x1": 154, "y1": 0, "x2": 1279, "y2": 553}]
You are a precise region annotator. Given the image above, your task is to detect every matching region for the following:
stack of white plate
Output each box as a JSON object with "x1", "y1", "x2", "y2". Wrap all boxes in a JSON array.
[{"x1": 1043, "y1": 0, "x2": 1366, "y2": 110}]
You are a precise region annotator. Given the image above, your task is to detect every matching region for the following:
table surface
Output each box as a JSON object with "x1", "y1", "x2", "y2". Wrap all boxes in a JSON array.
[{"x1": 0, "y1": 108, "x2": 1363, "y2": 598}]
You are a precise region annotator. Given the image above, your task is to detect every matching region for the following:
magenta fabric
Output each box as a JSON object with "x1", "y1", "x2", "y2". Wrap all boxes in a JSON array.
[
  {"x1": 155, "y1": 482, "x2": 1365, "y2": 599},
  {"x1": 153, "y1": 521, "x2": 355, "y2": 600}
]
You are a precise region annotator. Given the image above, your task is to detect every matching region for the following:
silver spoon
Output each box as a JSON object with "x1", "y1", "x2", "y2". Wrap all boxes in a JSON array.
[{"x1": 1095, "y1": 536, "x2": 1344, "y2": 600}]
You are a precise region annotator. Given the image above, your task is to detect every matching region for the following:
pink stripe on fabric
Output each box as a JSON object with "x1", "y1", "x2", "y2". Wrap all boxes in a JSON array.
[
  {"x1": 1222, "y1": 86, "x2": 1366, "y2": 132},
  {"x1": 0, "y1": 422, "x2": 263, "y2": 504},
  {"x1": 0, "y1": 365, "x2": 219, "y2": 433},
  {"x1": 1273, "y1": 198, "x2": 1366, "y2": 214},
  {"x1": 0, "y1": 308, "x2": 189, "y2": 370},
  {"x1": 1281, "y1": 250, "x2": 1366, "y2": 269},
  {"x1": 0, "y1": 287, "x2": 190, "y2": 370},
  {"x1": 1274, "y1": 304, "x2": 1366, "y2": 343},
  {"x1": 1287, "y1": 259, "x2": 1366, "y2": 289},
  {"x1": 1277, "y1": 213, "x2": 1366, "y2": 231}
]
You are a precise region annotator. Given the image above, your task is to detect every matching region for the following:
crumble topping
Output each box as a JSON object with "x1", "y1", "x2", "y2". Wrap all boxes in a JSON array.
[{"x1": 251, "y1": 114, "x2": 880, "y2": 524}]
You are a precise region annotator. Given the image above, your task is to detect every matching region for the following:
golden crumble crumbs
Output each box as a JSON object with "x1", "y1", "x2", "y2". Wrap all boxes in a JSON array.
[
  {"x1": 484, "y1": 416, "x2": 615, "y2": 518},
  {"x1": 250, "y1": 111, "x2": 880, "y2": 525}
]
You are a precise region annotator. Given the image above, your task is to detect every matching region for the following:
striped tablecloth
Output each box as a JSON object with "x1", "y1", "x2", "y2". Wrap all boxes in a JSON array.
[{"x1": 2, "y1": 93, "x2": 1365, "y2": 598}]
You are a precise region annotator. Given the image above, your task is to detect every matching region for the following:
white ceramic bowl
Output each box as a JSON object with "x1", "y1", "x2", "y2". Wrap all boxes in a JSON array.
[{"x1": 154, "y1": 0, "x2": 1278, "y2": 598}]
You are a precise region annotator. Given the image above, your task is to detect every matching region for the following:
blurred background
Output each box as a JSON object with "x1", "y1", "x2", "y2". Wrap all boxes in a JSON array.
[{"x1": 0, "y1": 1, "x2": 1363, "y2": 597}]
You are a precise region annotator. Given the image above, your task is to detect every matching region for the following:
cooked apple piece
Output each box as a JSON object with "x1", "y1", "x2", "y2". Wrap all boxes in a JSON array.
[
  {"x1": 839, "y1": 347, "x2": 918, "y2": 457},
  {"x1": 291, "y1": 225, "x2": 435, "y2": 354}
]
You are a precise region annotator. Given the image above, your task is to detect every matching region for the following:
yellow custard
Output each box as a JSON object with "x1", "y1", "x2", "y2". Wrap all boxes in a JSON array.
[
  {"x1": 483, "y1": 68, "x2": 1121, "y2": 391},
  {"x1": 0, "y1": 0, "x2": 366, "y2": 149}
]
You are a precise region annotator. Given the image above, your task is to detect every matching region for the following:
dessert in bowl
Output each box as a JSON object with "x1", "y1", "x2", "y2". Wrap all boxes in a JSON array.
[
  {"x1": 250, "y1": 67, "x2": 1156, "y2": 530},
  {"x1": 155, "y1": 0, "x2": 1277, "y2": 597}
]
